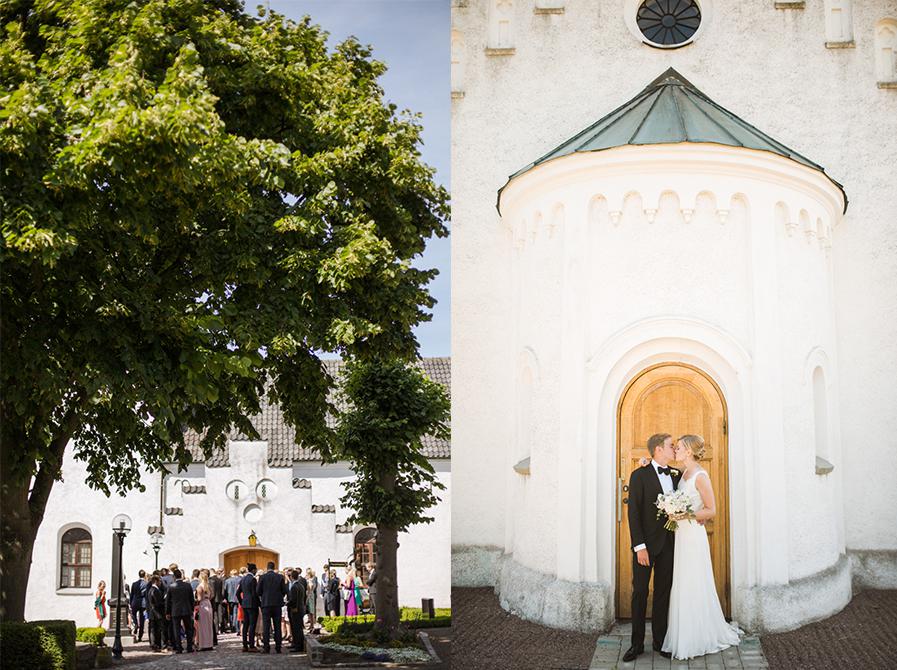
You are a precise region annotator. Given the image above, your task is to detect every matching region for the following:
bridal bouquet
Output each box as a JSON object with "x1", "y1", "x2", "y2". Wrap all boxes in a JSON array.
[{"x1": 655, "y1": 490, "x2": 694, "y2": 532}]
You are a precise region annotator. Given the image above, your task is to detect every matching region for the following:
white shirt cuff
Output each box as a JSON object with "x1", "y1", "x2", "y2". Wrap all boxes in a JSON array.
[{"x1": 633, "y1": 543, "x2": 646, "y2": 553}]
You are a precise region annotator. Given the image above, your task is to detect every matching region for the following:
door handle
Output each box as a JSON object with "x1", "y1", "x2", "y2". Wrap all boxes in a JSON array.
[{"x1": 617, "y1": 478, "x2": 624, "y2": 522}]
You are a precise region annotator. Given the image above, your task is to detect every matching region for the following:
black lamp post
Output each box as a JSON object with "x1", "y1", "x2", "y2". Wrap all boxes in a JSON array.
[
  {"x1": 150, "y1": 530, "x2": 164, "y2": 571},
  {"x1": 111, "y1": 513, "x2": 132, "y2": 660}
]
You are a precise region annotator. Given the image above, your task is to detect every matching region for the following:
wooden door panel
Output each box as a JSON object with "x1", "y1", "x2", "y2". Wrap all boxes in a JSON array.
[
  {"x1": 223, "y1": 549, "x2": 278, "y2": 575},
  {"x1": 616, "y1": 363, "x2": 730, "y2": 619}
]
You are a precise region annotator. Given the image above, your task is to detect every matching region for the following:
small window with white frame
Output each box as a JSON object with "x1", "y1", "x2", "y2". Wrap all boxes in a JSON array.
[{"x1": 60, "y1": 527, "x2": 92, "y2": 589}]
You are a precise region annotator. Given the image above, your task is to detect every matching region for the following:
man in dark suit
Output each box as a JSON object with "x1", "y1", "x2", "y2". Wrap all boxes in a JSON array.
[
  {"x1": 165, "y1": 569, "x2": 195, "y2": 654},
  {"x1": 208, "y1": 567, "x2": 223, "y2": 645},
  {"x1": 623, "y1": 432, "x2": 682, "y2": 663},
  {"x1": 257, "y1": 561, "x2": 287, "y2": 653},
  {"x1": 365, "y1": 563, "x2": 377, "y2": 615},
  {"x1": 287, "y1": 569, "x2": 308, "y2": 652},
  {"x1": 160, "y1": 566, "x2": 175, "y2": 650},
  {"x1": 236, "y1": 563, "x2": 260, "y2": 652},
  {"x1": 129, "y1": 570, "x2": 147, "y2": 642},
  {"x1": 323, "y1": 569, "x2": 340, "y2": 617},
  {"x1": 147, "y1": 575, "x2": 165, "y2": 652}
]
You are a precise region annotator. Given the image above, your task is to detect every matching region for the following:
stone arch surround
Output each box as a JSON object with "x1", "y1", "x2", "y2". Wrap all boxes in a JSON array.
[{"x1": 455, "y1": 317, "x2": 852, "y2": 633}]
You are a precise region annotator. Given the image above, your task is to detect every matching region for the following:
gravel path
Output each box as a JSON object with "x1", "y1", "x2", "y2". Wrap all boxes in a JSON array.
[
  {"x1": 453, "y1": 587, "x2": 599, "y2": 670},
  {"x1": 760, "y1": 590, "x2": 897, "y2": 670}
]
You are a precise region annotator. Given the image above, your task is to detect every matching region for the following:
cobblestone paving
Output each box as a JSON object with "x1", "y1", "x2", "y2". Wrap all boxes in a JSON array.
[
  {"x1": 113, "y1": 628, "x2": 450, "y2": 669},
  {"x1": 453, "y1": 588, "x2": 599, "y2": 669},
  {"x1": 113, "y1": 632, "x2": 311, "y2": 668},
  {"x1": 760, "y1": 590, "x2": 897, "y2": 670},
  {"x1": 589, "y1": 622, "x2": 768, "y2": 670}
]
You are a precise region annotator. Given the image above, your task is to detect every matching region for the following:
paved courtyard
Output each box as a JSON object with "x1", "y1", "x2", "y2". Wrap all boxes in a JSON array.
[
  {"x1": 589, "y1": 622, "x2": 767, "y2": 669},
  {"x1": 111, "y1": 627, "x2": 450, "y2": 670}
]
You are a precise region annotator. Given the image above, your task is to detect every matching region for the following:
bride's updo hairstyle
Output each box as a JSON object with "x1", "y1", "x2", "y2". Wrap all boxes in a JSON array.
[{"x1": 678, "y1": 434, "x2": 706, "y2": 460}]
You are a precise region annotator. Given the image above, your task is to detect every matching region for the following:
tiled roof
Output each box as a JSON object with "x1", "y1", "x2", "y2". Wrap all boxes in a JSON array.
[{"x1": 183, "y1": 357, "x2": 450, "y2": 468}]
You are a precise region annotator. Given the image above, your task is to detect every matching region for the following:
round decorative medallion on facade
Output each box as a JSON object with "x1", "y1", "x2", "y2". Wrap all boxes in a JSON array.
[
  {"x1": 225, "y1": 479, "x2": 248, "y2": 502},
  {"x1": 255, "y1": 478, "x2": 277, "y2": 501},
  {"x1": 243, "y1": 503, "x2": 263, "y2": 523},
  {"x1": 625, "y1": 0, "x2": 708, "y2": 49}
]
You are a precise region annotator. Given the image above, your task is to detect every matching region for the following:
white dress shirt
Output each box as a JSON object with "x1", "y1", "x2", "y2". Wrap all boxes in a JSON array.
[{"x1": 633, "y1": 460, "x2": 674, "y2": 553}]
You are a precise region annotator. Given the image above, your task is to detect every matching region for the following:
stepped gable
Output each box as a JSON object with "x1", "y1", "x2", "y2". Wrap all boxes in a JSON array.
[
  {"x1": 183, "y1": 356, "x2": 451, "y2": 467},
  {"x1": 498, "y1": 67, "x2": 846, "y2": 212}
]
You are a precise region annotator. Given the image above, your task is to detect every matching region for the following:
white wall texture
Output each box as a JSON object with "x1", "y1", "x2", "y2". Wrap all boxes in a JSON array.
[
  {"x1": 25, "y1": 444, "x2": 450, "y2": 628},
  {"x1": 452, "y1": 0, "x2": 897, "y2": 633}
]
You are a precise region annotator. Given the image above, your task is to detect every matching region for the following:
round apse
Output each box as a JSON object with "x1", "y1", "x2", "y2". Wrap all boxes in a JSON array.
[
  {"x1": 243, "y1": 503, "x2": 263, "y2": 523},
  {"x1": 636, "y1": 0, "x2": 702, "y2": 48}
]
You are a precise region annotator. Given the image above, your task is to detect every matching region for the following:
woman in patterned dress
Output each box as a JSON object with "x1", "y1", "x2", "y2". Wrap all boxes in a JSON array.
[{"x1": 94, "y1": 581, "x2": 107, "y2": 628}]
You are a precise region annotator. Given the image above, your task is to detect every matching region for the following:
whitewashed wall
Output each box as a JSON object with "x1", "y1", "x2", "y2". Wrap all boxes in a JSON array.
[
  {"x1": 452, "y1": 0, "x2": 897, "y2": 633},
  {"x1": 25, "y1": 444, "x2": 451, "y2": 628}
]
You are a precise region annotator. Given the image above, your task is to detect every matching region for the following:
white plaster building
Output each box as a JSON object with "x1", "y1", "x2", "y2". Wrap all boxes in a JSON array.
[
  {"x1": 25, "y1": 358, "x2": 451, "y2": 628},
  {"x1": 451, "y1": 0, "x2": 897, "y2": 634}
]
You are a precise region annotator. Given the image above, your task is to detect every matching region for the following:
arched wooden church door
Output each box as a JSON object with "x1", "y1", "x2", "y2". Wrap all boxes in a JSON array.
[
  {"x1": 616, "y1": 363, "x2": 730, "y2": 618},
  {"x1": 221, "y1": 546, "x2": 279, "y2": 574}
]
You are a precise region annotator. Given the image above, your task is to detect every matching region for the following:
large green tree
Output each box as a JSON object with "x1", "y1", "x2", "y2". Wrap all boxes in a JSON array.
[
  {"x1": 333, "y1": 358, "x2": 450, "y2": 635},
  {"x1": 0, "y1": 0, "x2": 447, "y2": 621}
]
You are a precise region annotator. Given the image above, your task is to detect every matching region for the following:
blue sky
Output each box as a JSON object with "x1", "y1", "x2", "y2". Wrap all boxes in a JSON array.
[{"x1": 262, "y1": 1, "x2": 450, "y2": 357}]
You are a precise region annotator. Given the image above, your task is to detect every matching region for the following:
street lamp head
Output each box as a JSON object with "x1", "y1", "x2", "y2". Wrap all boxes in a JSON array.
[{"x1": 111, "y1": 513, "x2": 132, "y2": 536}]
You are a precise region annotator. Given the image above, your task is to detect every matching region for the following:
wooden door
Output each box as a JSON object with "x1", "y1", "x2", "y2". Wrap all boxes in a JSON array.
[
  {"x1": 616, "y1": 363, "x2": 730, "y2": 618},
  {"x1": 223, "y1": 548, "x2": 278, "y2": 574}
]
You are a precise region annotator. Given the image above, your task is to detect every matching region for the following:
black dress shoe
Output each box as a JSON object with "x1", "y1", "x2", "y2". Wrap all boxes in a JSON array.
[
  {"x1": 622, "y1": 646, "x2": 644, "y2": 662},
  {"x1": 658, "y1": 650, "x2": 671, "y2": 658}
]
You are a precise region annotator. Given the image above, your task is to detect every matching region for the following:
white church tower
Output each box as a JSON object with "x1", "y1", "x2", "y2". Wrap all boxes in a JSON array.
[{"x1": 452, "y1": 0, "x2": 897, "y2": 634}]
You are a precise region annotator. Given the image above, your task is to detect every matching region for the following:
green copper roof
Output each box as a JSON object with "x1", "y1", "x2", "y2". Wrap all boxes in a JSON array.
[{"x1": 500, "y1": 68, "x2": 846, "y2": 211}]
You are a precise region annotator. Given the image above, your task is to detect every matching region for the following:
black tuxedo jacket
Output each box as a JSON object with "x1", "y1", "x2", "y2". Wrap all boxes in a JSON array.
[
  {"x1": 257, "y1": 570, "x2": 287, "y2": 608},
  {"x1": 209, "y1": 575, "x2": 224, "y2": 604},
  {"x1": 165, "y1": 580, "x2": 195, "y2": 618},
  {"x1": 147, "y1": 584, "x2": 165, "y2": 620},
  {"x1": 288, "y1": 577, "x2": 308, "y2": 616},
  {"x1": 628, "y1": 464, "x2": 682, "y2": 557},
  {"x1": 237, "y1": 573, "x2": 260, "y2": 609}
]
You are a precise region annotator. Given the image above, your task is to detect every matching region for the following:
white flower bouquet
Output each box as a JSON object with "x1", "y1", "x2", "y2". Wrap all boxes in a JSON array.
[{"x1": 655, "y1": 489, "x2": 694, "y2": 531}]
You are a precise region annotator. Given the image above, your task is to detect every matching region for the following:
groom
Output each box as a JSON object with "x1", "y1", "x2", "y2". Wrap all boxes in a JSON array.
[{"x1": 623, "y1": 433, "x2": 681, "y2": 662}]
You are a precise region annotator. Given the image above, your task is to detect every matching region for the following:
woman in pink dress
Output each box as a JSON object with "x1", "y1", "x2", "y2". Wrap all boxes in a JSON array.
[
  {"x1": 344, "y1": 569, "x2": 359, "y2": 617},
  {"x1": 194, "y1": 570, "x2": 215, "y2": 651}
]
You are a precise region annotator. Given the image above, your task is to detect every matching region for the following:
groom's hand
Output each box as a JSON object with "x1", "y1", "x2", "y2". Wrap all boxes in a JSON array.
[{"x1": 636, "y1": 549, "x2": 650, "y2": 566}]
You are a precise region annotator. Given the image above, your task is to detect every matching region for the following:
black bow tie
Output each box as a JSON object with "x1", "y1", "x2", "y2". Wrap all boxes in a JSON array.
[{"x1": 657, "y1": 466, "x2": 672, "y2": 476}]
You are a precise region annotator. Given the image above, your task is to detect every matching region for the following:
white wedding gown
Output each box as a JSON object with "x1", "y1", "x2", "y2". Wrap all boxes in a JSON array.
[{"x1": 662, "y1": 469, "x2": 740, "y2": 660}]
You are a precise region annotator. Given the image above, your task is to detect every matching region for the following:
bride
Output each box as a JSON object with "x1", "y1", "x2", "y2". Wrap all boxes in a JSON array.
[{"x1": 660, "y1": 434, "x2": 740, "y2": 660}]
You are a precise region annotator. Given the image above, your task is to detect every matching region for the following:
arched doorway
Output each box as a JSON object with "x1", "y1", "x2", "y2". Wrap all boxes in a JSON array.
[
  {"x1": 616, "y1": 362, "x2": 730, "y2": 618},
  {"x1": 354, "y1": 528, "x2": 377, "y2": 583},
  {"x1": 220, "y1": 545, "x2": 280, "y2": 574}
]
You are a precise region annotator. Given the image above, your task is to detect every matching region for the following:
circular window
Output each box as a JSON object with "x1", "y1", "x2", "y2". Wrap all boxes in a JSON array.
[
  {"x1": 255, "y1": 479, "x2": 278, "y2": 502},
  {"x1": 225, "y1": 479, "x2": 249, "y2": 502},
  {"x1": 636, "y1": 0, "x2": 702, "y2": 47},
  {"x1": 243, "y1": 503, "x2": 263, "y2": 523}
]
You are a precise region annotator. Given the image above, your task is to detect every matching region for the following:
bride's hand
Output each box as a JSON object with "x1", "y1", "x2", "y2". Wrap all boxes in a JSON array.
[{"x1": 638, "y1": 457, "x2": 650, "y2": 467}]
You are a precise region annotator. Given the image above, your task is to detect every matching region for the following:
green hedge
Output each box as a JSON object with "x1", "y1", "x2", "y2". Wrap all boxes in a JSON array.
[
  {"x1": 0, "y1": 619, "x2": 76, "y2": 670},
  {"x1": 320, "y1": 607, "x2": 452, "y2": 634},
  {"x1": 74, "y1": 627, "x2": 105, "y2": 647}
]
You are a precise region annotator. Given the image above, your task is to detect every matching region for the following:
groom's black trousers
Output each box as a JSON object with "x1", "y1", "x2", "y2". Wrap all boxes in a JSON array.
[{"x1": 631, "y1": 541, "x2": 674, "y2": 649}]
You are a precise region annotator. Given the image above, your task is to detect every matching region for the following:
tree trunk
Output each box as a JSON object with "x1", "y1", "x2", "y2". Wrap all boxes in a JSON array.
[
  {"x1": 0, "y1": 479, "x2": 38, "y2": 621},
  {"x1": 1, "y1": 413, "x2": 75, "y2": 621},
  {"x1": 373, "y1": 524, "x2": 400, "y2": 634},
  {"x1": 373, "y1": 467, "x2": 400, "y2": 634}
]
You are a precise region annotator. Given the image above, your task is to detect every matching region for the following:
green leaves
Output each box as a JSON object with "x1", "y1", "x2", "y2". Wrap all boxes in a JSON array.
[
  {"x1": 332, "y1": 359, "x2": 450, "y2": 533},
  {"x1": 0, "y1": 0, "x2": 448, "y2": 498}
]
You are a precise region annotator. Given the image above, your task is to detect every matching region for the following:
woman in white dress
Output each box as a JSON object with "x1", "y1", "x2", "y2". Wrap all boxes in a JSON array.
[{"x1": 661, "y1": 434, "x2": 740, "y2": 660}]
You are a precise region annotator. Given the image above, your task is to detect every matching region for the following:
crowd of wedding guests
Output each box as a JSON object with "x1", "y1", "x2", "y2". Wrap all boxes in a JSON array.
[{"x1": 92, "y1": 561, "x2": 377, "y2": 654}]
